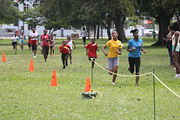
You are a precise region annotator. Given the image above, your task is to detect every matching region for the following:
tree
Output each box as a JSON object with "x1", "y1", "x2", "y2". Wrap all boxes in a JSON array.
[
  {"x1": 38, "y1": 0, "x2": 73, "y2": 34},
  {"x1": 0, "y1": 0, "x2": 21, "y2": 24},
  {"x1": 136, "y1": 0, "x2": 180, "y2": 46},
  {"x1": 22, "y1": 7, "x2": 43, "y2": 28}
]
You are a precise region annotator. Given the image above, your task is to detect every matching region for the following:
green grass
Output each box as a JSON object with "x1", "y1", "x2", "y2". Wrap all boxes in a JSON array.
[{"x1": 0, "y1": 38, "x2": 180, "y2": 119}]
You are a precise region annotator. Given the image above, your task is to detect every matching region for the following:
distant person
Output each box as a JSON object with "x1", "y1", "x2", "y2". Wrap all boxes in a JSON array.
[
  {"x1": 171, "y1": 22, "x2": 180, "y2": 78},
  {"x1": 11, "y1": 34, "x2": 18, "y2": 54},
  {"x1": 66, "y1": 35, "x2": 76, "y2": 64},
  {"x1": 81, "y1": 27, "x2": 87, "y2": 47},
  {"x1": 153, "y1": 29, "x2": 156, "y2": 41},
  {"x1": 19, "y1": 32, "x2": 26, "y2": 51},
  {"x1": 27, "y1": 35, "x2": 31, "y2": 51},
  {"x1": 85, "y1": 38, "x2": 99, "y2": 68},
  {"x1": 59, "y1": 40, "x2": 71, "y2": 69},
  {"x1": 41, "y1": 29, "x2": 50, "y2": 62},
  {"x1": 163, "y1": 25, "x2": 174, "y2": 66},
  {"x1": 127, "y1": 29, "x2": 147, "y2": 86},
  {"x1": 29, "y1": 28, "x2": 39, "y2": 58},
  {"x1": 50, "y1": 35, "x2": 55, "y2": 57},
  {"x1": 102, "y1": 31, "x2": 122, "y2": 85}
]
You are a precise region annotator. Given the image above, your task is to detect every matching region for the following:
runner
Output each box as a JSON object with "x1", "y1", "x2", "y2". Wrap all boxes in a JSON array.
[
  {"x1": 85, "y1": 38, "x2": 99, "y2": 68},
  {"x1": 66, "y1": 35, "x2": 76, "y2": 64},
  {"x1": 102, "y1": 31, "x2": 122, "y2": 85},
  {"x1": 127, "y1": 29, "x2": 147, "y2": 86},
  {"x1": 81, "y1": 27, "x2": 87, "y2": 47},
  {"x1": 29, "y1": 28, "x2": 39, "y2": 58},
  {"x1": 41, "y1": 29, "x2": 50, "y2": 62},
  {"x1": 19, "y1": 32, "x2": 26, "y2": 51},
  {"x1": 27, "y1": 35, "x2": 31, "y2": 51},
  {"x1": 11, "y1": 34, "x2": 18, "y2": 54},
  {"x1": 59, "y1": 40, "x2": 71, "y2": 69}
]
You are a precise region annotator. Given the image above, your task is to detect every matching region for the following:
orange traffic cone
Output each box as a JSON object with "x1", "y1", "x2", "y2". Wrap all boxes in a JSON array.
[
  {"x1": 2, "y1": 52, "x2": 6, "y2": 62},
  {"x1": 29, "y1": 59, "x2": 34, "y2": 71},
  {"x1": 51, "y1": 70, "x2": 58, "y2": 86},
  {"x1": 84, "y1": 77, "x2": 91, "y2": 92}
]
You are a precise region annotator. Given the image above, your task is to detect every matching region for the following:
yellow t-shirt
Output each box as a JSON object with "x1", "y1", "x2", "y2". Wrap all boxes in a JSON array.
[{"x1": 106, "y1": 39, "x2": 122, "y2": 58}]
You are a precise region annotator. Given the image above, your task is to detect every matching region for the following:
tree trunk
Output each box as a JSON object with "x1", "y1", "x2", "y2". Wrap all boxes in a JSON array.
[
  {"x1": 152, "y1": 10, "x2": 171, "y2": 46},
  {"x1": 114, "y1": 18, "x2": 128, "y2": 42},
  {"x1": 107, "y1": 19, "x2": 111, "y2": 40},
  {"x1": 97, "y1": 25, "x2": 99, "y2": 39},
  {"x1": 113, "y1": 7, "x2": 128, "y2": 42},
  {"x1": 94, "y1": 25, "x2": 96, "y2": 39},
  {"x1": 87, "y1": 26, "x2": 90, "y2": 39}
]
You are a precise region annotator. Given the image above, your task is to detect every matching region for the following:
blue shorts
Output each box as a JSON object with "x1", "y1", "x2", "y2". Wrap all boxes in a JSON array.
[
  {"x1": 20, "y1": 40, "x2": 24, "y2": 44},
  {"x1": 108, "y1": 57, "x2": 119, "y2": 70}
]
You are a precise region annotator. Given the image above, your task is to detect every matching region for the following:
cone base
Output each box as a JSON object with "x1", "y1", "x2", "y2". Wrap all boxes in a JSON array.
[{"x1": 82, "y1": 91, "x2": 97, "y2": 99}]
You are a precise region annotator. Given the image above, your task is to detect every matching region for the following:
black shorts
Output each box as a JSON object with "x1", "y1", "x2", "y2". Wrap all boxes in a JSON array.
[
  {"x1": 42, "y1": 46, "x2": 49, "y2": 56},
  {"x1": 50, "y1": 46, "x2": 54, "y2": 49},
  {"x1": 12, "y1": 42, "x2": 17, "y2": 48},
  {"x1": 61, "y1": 53, "x2": 69, "y2": 61},
  {"x1": 32, "y1": 44, "x2": 37, "y2": 51},
  {"x1": 128, "y1": 57, "x2": 140, "y2": 75},
  {"x1": 28, "y1": 43, "x2": 31, "y2": 47},
  {"x1": 83, "y1": 37, "x2": 86, "y2": 43},
  {"x1": 88, "y1": 56, "x2": 95, "y2": 61}
]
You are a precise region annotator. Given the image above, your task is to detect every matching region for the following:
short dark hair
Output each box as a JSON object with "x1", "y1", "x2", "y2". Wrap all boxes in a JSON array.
[
  {"x1": 171, "y1": 22, "x2": 179, "y2": 31},
  {"x1": 130, "y1": 29, "x2": 139, "y2": 35},
  {"x1": 168, "y1": 24, "x2": 173, "y2": 31}
]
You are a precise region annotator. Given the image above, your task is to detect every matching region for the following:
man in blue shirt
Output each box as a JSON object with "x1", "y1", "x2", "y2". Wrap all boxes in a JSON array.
[{"x1": 127, "y1": 29, "x2": 147, "y2": 86}]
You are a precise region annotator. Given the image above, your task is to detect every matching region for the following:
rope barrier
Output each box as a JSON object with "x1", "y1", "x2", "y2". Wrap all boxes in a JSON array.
[
  {"x1": 91, "y1": 59, "x2": 180, "y2": 98},
  {"x1": 92, "y1": 60, "x2": 152, "y2": 77},
  {"x1": 151, "y1": 72, "x2": 180, "y2": 98}
]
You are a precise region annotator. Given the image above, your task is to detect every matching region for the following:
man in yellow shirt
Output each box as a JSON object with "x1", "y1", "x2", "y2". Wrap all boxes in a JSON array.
[{"x1": 102, "y1": 31, "x2": 122, "y2": 85}]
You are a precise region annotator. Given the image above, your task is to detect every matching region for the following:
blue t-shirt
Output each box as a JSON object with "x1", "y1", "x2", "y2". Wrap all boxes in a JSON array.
[{"x1": 128, "y1": 38, "x2": 143, "y2": 58}]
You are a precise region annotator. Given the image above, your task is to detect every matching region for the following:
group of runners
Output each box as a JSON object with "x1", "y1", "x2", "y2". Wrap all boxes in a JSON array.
[
  {"x1": 11, "y1": 28, "x2": 55, "y2": 61},
  {"x1": 11, "y1": 27, "x2": 148, "y2": 86}
]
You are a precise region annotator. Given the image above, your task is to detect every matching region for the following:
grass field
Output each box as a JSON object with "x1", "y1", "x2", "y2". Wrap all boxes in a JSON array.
[{"x1": 0, "y1": 38, "x2": 180, "y2": 119}]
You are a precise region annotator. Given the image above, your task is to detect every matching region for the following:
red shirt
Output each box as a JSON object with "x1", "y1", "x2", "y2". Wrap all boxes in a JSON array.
[
  {"x1": 85, "y1": 43, "x2": 98, "y2": 58},
  {"x1": 28, "y1": 37, "x2": 31, "y2": 43},
  {"x1": 59, "y1": 45, "x2": 71, "y2": 54},
  {"x1": 41, "y1": 34, "x2": 50, "y2": 46}
]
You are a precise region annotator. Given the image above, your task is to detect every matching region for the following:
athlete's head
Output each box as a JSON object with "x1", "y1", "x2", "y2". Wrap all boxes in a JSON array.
[
  {"x1": 62, "y1": 40, "x2": 67, "y2": 46},
  {"x1": 67, "y1": 35, "x2": 71, "y2": 40},
  {"x1": 83, "y1": 27, "x2": 85, "y2": 30},
  {"x1": 43, "y1": 29, "x2": 47, "y2": 35},
  {"x1": 112, "y1": 31, "x2": 118, "y2": 39},
  {"x1": 130, "y1": 29, "x2": 139, "y2": 39},
  {"x1": 21, "y1": 32, "x2": 24, "y2": 35},
  {"x1": 171, "y1": 22, "x2": 180, "y2": 31},
  {"x1": 32, "y1": 28, "x2": 36, "y2": 33},
  {"x1": 168, "y1": 24, "x2": 173, "y2": 32},
  {"x1": 91, "y1": 38, "x2": 95, "y2": 44}
]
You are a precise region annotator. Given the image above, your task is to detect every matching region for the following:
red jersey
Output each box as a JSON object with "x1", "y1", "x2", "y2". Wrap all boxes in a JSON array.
[
  {"x1": 85, "y1": 42, "x2": 98, "y2": 58},
  {"x1": 41, "y1": 34, "x2": 50, "y2": 46},
  {"x1": 31, "y1": 40, "x2": 37, "y2": 46},
  {"x1": 59, "y1": 44, "x2": 71, "y2": 54},
  {"x1": 28, "y1": 37, "x2": 31, "y2": 43}
]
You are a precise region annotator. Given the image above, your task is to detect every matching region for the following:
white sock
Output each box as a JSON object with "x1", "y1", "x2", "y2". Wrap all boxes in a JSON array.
[{"x1": 112, "y1": 82, "x2": 115, "y2": 85}]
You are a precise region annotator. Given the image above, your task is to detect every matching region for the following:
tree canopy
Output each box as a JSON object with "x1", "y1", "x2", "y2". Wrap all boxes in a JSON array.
[{"x1": 0, "y1": 0, "x2": 21, "y2": 24}]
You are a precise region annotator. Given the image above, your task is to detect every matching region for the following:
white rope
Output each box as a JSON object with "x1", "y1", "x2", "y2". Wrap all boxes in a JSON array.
[
  {"x1": 92, "y1": 60, "x2": 152, "y2": 77},
  {"x1": 91, "y1": 59, "x2": 180, "y2": 98},
  {"x1": 151, "y1": 72, "x2": 180, "y2": 98}
]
